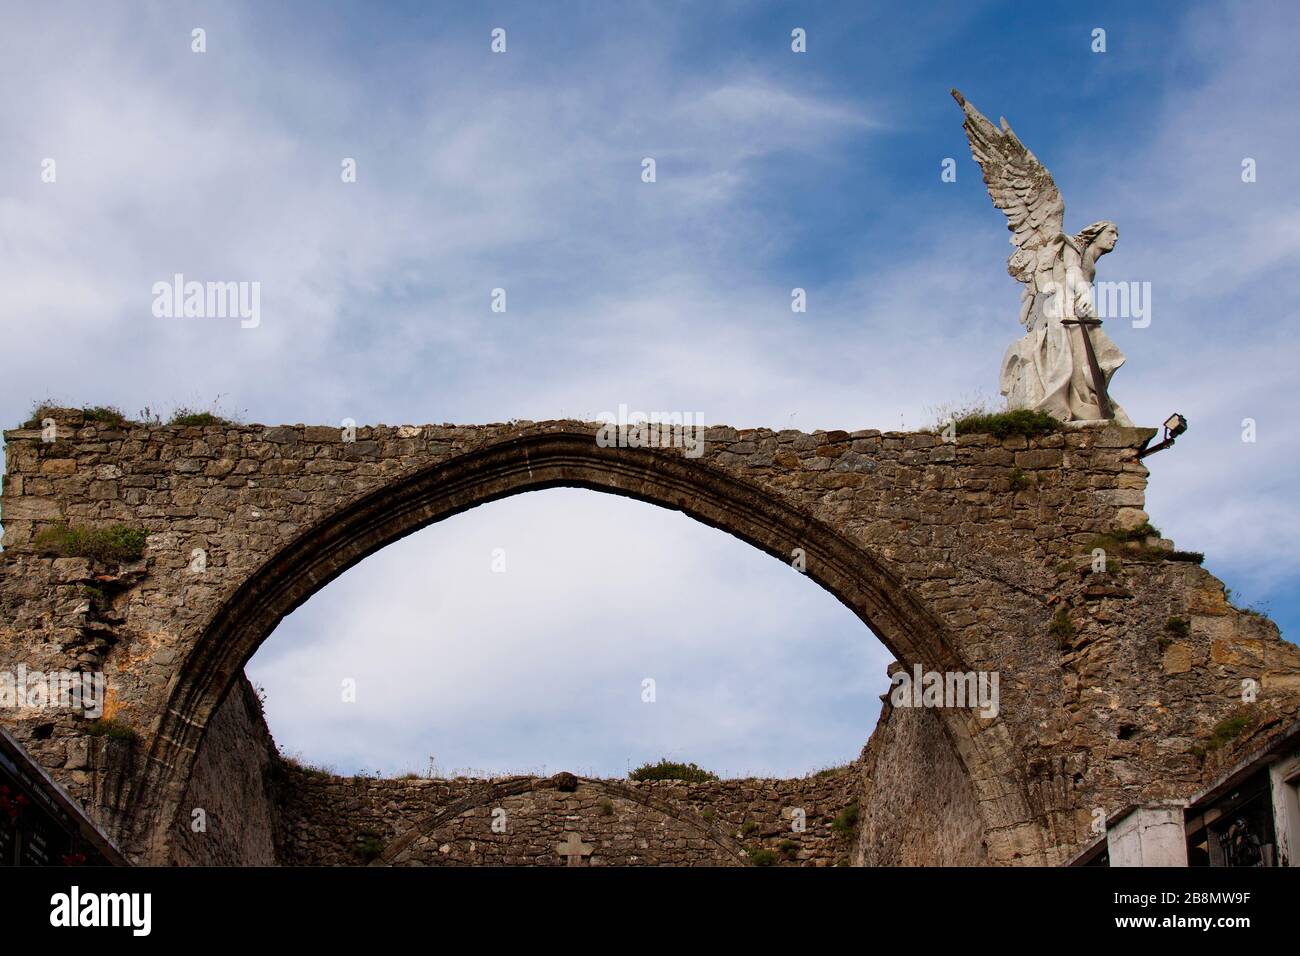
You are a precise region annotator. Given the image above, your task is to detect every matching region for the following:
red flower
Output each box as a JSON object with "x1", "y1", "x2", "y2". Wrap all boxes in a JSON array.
[{"x1": 1, "y1": 790, "x2": 29, "y2": 821}]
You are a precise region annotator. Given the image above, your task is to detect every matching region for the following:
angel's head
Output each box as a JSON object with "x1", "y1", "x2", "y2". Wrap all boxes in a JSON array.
[{"x1": 1076, "y1": 220, "x2": 1118, "y2": 255}]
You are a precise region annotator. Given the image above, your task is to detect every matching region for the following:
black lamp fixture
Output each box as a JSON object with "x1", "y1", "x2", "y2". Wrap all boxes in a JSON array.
[{"x1": 1137, "y1": 413, "x2": 1188, "y2": 459}]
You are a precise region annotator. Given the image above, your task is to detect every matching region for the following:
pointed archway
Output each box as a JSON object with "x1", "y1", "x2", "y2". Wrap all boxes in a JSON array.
[{"x1": 126, "y1": 428, "x2": 1037, "y2": 863}]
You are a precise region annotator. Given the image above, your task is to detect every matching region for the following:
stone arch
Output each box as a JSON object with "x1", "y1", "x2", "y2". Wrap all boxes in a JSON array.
[{"x1": 124, "y1": 427, "x2": 1039, "y2": 863}]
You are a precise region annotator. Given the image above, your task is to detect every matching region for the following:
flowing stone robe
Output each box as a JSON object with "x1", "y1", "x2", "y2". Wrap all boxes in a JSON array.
[{"x1": 999, "y1": 235, "x2": 1131, "y2": 425}]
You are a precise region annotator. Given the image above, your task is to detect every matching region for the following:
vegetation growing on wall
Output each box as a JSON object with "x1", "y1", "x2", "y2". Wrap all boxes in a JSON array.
[
  {"x1": 628, "y1": 759, "x2": 718, "y2": 783},
  {"x1": 33, "y1": 523, "x2": 148, "y2": 563}
]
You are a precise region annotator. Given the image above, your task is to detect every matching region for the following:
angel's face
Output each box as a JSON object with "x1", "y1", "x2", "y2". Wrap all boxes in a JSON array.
[{"x1": 1094, "y1": 223, "x2": 1119, "y2": 253}]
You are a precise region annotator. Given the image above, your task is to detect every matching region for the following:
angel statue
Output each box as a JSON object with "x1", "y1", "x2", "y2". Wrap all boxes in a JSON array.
[{"x1": 953, "y1": 89, "x2": 1131, "y2": 425}]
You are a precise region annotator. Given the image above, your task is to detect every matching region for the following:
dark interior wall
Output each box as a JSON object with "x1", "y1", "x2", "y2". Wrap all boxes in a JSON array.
[
  {"x1": 855, "y1": 696, "x2": 989, "y2": 866},
  {"x1": 171, "y1": 673, "x2": 869, "y2": 866},
  {"x1": 169, "y1": 665, "x2": 997, "y2": 866},
  {"x1": 168, "y1": 676, "x2": 281, "y2": 866}
]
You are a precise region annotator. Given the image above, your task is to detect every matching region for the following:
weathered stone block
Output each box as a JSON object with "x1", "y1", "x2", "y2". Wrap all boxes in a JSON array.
[
  {"x1": 1113, "y1": 508, "x2": 1148, "y2": 532},
  {"x1": 262, "y1": 426, "x2": 298, "y2": 444},
  {"x1": 1014, "y1": 449, "x2": 1062, "y2": 469},
  {"x1": 1162, "y1": 642, "x2": 1194, "y2": 674},
  {"x1": 1, "y1": 497, "x2": 62, "y2": 519}
]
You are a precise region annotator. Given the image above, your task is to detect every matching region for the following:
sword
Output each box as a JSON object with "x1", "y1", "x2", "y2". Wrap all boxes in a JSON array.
[{"x1": 1061, "y1": 317, "x2": 1114, "y2": 420}]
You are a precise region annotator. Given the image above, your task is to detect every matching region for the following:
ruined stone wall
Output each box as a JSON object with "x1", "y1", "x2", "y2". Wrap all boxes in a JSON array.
[
  {"x1": 77, "y1": 657, "x2": 864, "y2": 867},
  {"x1": 2, "y1": 408, "x2": 1298, "y2": 865},
  {"x1": 0, "y1": 554, "x2": 140, "y2": 834},
  {"x1": 277, "y1": 766, "x2": 860, "y2": 866},
  {"x1": 168, "y1": 675, "x2": 281, "y2": 866}
]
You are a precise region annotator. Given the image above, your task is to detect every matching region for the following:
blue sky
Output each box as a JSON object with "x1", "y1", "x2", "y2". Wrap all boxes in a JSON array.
[{"x1": 1, "y1": 1, "x2": 1296, "y2": 776}]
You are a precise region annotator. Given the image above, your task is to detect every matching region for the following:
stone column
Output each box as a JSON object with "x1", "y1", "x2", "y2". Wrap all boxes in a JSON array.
[{"x1": 1107, "y1": 804, "x2": 1188, "y2": 866}]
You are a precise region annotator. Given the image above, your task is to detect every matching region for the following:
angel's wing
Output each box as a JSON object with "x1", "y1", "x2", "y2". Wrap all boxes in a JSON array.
[{"x1": 952, "y1": 89, "x2": 1064, "y2": 261}]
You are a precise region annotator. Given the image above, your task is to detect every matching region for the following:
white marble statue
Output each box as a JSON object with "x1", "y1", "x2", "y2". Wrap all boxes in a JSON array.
[{"x1": 953, "y1": 89, "x2": 1131, "y2": 425}]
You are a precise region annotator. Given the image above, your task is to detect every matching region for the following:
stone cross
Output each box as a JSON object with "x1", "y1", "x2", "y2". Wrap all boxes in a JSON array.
[{"x1": 554, "y1": 832, "x2": 593, "y2": 866}]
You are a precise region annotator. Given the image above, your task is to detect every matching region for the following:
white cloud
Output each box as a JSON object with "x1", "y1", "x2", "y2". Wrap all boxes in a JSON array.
[{"x1": 1063, "y1": 2, "x2": 1300, "y2": 605}]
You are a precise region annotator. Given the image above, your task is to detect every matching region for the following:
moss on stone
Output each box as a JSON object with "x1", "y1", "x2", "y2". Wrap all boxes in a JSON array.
[
  {"x1": 628, "y1": 758, "x2": 718, "y2": 783},
  {"x1": 830, "y1": 800, "x2": 859, "y2": 836},
  {"x1": 953, "y1": 408, "x2": 1061, "y2": 439},
  {"x1": 748, "y1": 847, "x2": 779, "y2": 866},
  {"x1": 1204, "y1": 707, "x2": 1258, "y2": 753},
  {"x1": 1049, "y1": 607, "x2": 1076, "y2": 643},
  {"x1": 33, "y1": 522, "x2": 148, "y2": 563},
  {"x1": 168, "y1": 409, "x2": 232, "y2": 427},
  {"x1": 86, "y1": 718, "x2": 138, "y2": 742}
]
